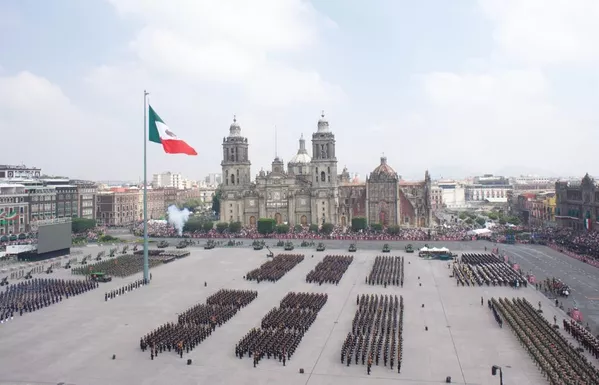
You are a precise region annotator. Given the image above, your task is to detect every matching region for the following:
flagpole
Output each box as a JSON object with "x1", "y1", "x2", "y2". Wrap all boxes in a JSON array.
[{"x1": 143, "y1": 90, "x2": 150, "y2": 283}]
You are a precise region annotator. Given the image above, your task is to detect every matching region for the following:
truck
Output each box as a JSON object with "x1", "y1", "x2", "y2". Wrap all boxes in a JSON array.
[
  {"x1": 157, "y1": 240, "x2": 169, "y2": 249},
  {"x1": 349, "y1": 243, "x2": 357, "y2": 252},
  {"x1": 404, "y1": 244, "x2": 414, "y2": 253},
  {"x1": 90, "y1": 272, "x2": 112, "y2": 282},
  {"x1": 316, "y1": 242, "x2": 326, "y2": 251},
  {"x1": 382, "y1": 244, "x2": 391, "y2": 253}
]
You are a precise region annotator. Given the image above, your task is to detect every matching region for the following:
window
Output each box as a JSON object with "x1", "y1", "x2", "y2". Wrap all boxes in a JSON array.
[{"x1": 321, "y1": 171, "x2": 326, "y2": 182}]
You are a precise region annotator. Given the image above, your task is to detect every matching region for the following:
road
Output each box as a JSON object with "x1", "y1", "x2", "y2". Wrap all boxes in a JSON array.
[{"x1": 501, "y1": 243, "x2": 599, "y2": 335}]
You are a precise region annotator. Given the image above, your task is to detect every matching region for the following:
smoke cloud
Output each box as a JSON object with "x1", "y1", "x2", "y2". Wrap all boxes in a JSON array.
[{"x1": 167, "y1": 205, "x2": 191, "y2": 236}]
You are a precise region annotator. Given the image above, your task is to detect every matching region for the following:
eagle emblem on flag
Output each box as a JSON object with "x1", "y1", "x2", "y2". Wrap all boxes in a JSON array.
[{"x1": 165, "y1": 129, "x2": 177, "y2": 138}]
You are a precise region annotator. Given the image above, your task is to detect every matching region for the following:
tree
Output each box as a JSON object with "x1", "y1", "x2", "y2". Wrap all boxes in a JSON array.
[
  {"x1": 387, "y1": 225, "x2": 400, "y2": 235},
  {"x1": 72, "y1": 218, "x2": 96, "y2": 233},
  {"x1": 507, "y1": 216, "x2": 521, "y2": 225},
  {"x1": 216, "y1": 222, "x2": 228, "y2": 234},
  {"x1": 487, "y1": 212, "x2": 498, "y2": 220},
  {"x1": 228, "y1": 221, "x2": 242, "y2": 233},
  {"x1": 294, "y1": 224, "x2": 303, "y2": 233},
  {"x1": 499, "y1": 217, "x2": 507, "y2": 225},
  {"x1": 465, "y1": 218, "x2": 474, "y2": 225},
  {"x1": 202, "y1": 221, "x2": 214, "y2": 232},
  {"x1": 458, "y1": 212, "x2": 468, "y2": 220},
  {"x1": 258, "y1": 218, "x2": 276, "y2": 234},
  {"x1": 183, "y1": 217, "x2": 204, "y2": 232},
  {"x1": 475, "y1": 217, "x2": 486, "y2": 226},
  {"x1": 276, "y1": 224, "x2": 290, "y2": 234},
  {"x1": 351, "y1": 217, "x2": 367, "y2": 232},
  {"x1": 211, "y1": 189, "x2": 222, "y2": 218},
  {"x1": 371, "y1": 223, "x2": 383, "y2": 232},
  {"x1": 321, "y1": 222, "x2": 334, "y2": 234},
  {"x1": 309, "y1": 224, "x2": 319, "y2": 233}
]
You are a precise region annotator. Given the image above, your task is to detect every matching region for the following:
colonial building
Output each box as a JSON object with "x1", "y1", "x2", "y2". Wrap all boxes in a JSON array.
[
  {"x1": 96, "y1": 189, "x2": 140, "y2": 227},
  {"x1": 0, "y1": 183, "x2": 29, "y2": 234},
  {"x1": 219, "y1": 114, "x2": 432, "y2": 228},
  {"x1": 71, "y1": 180, "x2": 97, "y2": 220},
  {"x1": 555, "y1": 173, "x2": 598, "y2": 230}
]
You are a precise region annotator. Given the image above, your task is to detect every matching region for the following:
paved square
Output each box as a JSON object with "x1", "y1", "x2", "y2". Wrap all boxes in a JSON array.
[{"x1": 0, "y1": 243, "x2": 579, "y2": 385}]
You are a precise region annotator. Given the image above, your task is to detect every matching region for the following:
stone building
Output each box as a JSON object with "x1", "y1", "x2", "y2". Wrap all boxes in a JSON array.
[
  {"x1": 555, "y1": 173, "x2": 598, "y2": 230},
  {"x1": 219, "y1": 113, "x2": 431, "y2": 228},
  {"x1": 0, "y1": 183, "x2": 29, "y2": 235}
]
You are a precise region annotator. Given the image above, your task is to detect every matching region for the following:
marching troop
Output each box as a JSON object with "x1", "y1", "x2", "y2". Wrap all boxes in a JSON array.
[
  {"x1": 245, "y1": 254, "x2": 304, "y2": 282},
  {"x1": 235, "y1": 292, "x2": 327, "y2": 367},
  {"x1": 563, "y1": 319, "x2": 599, "y2": 359},
  {"x1": 453, "y1": 253, "x2": 527, "y2": 287},
  {"x1": 0, "y1": 278, "x2": 97, "y2": 322},
  {"x1": 306, "y1": 255, "x2": 354, "y2": 285},
  {"x1": 493, "y1": 297, "x2": 599, "y2": 385},
  {"x1": 140, "y1": 289, "x2": 258, "y2": 359},
  {"x1": 341, "y1": 294, "x2": 404, "y2": 375},
  {"x1": 105, "y1": 278, "x2": 149, "y2": 301},
  {"x1": 367, "y1": 256, "x2": 404, "y2": 287}
]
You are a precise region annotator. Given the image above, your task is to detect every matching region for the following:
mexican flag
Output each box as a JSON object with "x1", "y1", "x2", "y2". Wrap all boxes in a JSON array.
[
  {"x1": 0, "y1": 211, "x2": 5, "y2": 219},
  {"x1": 148, "y1": 105, "x2": 197, "y2": 155},
  {"x1": 5, "y1": 211, "x2": 18, "y2": 220}
]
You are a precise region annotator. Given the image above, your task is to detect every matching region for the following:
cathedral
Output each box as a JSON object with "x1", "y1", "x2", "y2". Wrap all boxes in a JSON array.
[{"x1": 219, "y1": 113, "x2": 433, "y2": 228}]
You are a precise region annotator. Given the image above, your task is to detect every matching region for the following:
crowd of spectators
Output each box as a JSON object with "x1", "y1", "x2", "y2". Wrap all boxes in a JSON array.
[{"x1": 131, "y1": 220, "x2": 474, "y2": 242}]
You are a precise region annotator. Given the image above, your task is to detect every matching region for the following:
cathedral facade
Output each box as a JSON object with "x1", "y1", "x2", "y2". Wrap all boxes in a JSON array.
[{"x1": 219, "y1": 114, "x2": 432, "y2": 228}]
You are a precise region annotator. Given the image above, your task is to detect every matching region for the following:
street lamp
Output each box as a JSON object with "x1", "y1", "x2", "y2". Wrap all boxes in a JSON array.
[{"x1": 491, "y1": 365, "x2": 503, "y2": 385}]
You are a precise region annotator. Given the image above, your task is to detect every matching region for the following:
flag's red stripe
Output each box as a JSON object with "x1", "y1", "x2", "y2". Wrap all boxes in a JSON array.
[{"x1": 160, "y1": 139, "x2": 197, "y2": 155}]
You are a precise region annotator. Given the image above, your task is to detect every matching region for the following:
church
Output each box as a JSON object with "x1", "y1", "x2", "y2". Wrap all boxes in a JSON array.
[{"x1": 219, "y1": 113, "x2": 433, "y2": 228}]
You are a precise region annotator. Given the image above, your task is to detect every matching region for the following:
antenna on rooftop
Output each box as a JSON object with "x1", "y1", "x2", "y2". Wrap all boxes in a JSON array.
[{"x1": 275, "y1": 125, "x2": 278, "y2": 158}]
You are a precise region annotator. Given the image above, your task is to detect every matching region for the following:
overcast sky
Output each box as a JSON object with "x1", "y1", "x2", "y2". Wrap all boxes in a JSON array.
[{"x1": 1, "y1": 0, "x2": 598, "y2": 182}]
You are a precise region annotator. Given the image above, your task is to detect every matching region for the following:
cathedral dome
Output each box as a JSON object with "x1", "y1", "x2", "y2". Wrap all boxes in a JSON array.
[
  {"x1": 289, "y1": 134, "x2": 311, "y2": 164},
  {"x1": 371, "y1": 156, "x2": 398, "y2": 179},
  {"x1": 229, "y1": 115, "x2": 242, "y2": 137},
  {"x1": 317, "y1": 111, "x2": 329, "y2": 133}
]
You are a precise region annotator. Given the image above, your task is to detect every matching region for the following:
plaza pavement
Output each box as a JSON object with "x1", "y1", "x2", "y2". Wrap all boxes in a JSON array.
[{"x1": 0, "y1": 241, "x2": 591, "y2": 385}]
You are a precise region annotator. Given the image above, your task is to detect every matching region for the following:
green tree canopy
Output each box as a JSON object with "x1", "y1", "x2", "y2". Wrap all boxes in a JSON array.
[
  {"x1": 72, "y1": 218, "x2": 96, "y2": 233},
  {"x1": 211, "y1": 189, "x2": 221, "y2": 218},
  {"x1": 276, "y1": 224, "x2": 290, "y2": 234},
  {"x1": 202, "y1": 221, "x2": 214, "y2": 232},
  {"x1": 308, "y1": 224, "x2": 319, "y2": 233},
  {"x1": 465, "y1": 218, "x2": 474, "y2": 225},
  {"x1": 294, "y1": 224, "x2": 303, "y2": 233},
  {"x1": 371, "y1": 223, "x2": 383, "y2": 232},
  {"x1": 183, "y1": 217, "x2": 204, "y2": 232},
  {"x1": 228, "y1": 221, "x2": 242, "y2": 233},
  {"x1": 321, "y1": 222, "x2": 334, "y2": 234},
  {"x1": 487, "y1": 212, "x2": 499, "y2": 220},
  {"x1": 351, "y1": 217, "x2": 367, "y2": 232},
  {"x1": 387, "y1": 225, "x2": 400, "y2": 235},
  {"x1": 258, "y1": 218, "x2": 276, "y2": 234},
  {"x1": 216, "y1": 222, "x2": 228, "y2": 233},
  {"x1": 458, "y1": 212, "x2": 468, "y2": 220}
]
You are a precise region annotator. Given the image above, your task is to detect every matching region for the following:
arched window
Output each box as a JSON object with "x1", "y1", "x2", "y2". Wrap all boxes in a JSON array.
[
  {"x1": 225, "y1": 170, "x2": 229, "y2": 185},
  {"x1": 231, "y1": 174, "x2": 235, "y2": 185},
  {"x1": 321, "y1": 171, "x2": 326, "y2": 182}
]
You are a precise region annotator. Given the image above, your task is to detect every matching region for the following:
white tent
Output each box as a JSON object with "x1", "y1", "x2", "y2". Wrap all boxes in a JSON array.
[
  {"x1": 419, "y1": 247, "x2": 429, "y2": 252},
  {"x1": 439, "y1": 247, "x2": 450, "y2": 252}
]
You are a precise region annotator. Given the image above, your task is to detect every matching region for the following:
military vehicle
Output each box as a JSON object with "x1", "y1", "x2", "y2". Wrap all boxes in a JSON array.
[
  {"x1": 284, "y1": 241, "x2": 294, "y2": 251},
  {"x1": 382, "y1": 243, "x2": 391, "y2": 253},
  {"x1": 300, "y1": 240, "x2": 314, "y2": 247},
  {"x1": 0, "y1": 276, "x2": 8, "y2": 286},
  {"x1": 405, "y1": 244, "x2": 414, "y2": 253},
  {"x1": 81, "y1": 256, "x2": 89, "y2": 265},
  {"x1": 90, "y1": 272, "x2": 112, "y2": 282},
  {"x1": 109, "y1": 248, "x2": 117, "y2": 257},
  {"x1": 45, "y1": 266, "x2": 53, "y2": 274},
  {"x1": 265, "y1": 246, "x2": 274, "y2": 258},
  {"x1": 204, "y1": 240, "x2": 216, "y2": 249},
  {"x1": 316, "y1": 242, "x2": 326, "y2": 251},
  {"x1": 276, "y1": 240, "x2": 285, "y2": 247},
  {"x1": 349, "y1": 243, "x2": 357, "y2": 252},
  {"x1": 24, "y1": 269, "x2": 33, "y2": 280},
  {"x1": 176, "y1": 240, "x2": 189, "y2": 249},
  {"x1": 157, "y1": 240, "x2": 169, "y2": 249},
  {"x1": 64, "y1": 261, "x2": 71, "y2": 269},
  {"x1": 133, "y1": 245, "x2": 139, "y2": 252},
  {"x1": 227, "y1": 239, "x2": 236, "y2": 247},
  {"x1": 252, "y1": 240, "x2": 265, "y2": 250},
  {"x1": 121, "y1": 245, "x2": 129, "y2": 254}
]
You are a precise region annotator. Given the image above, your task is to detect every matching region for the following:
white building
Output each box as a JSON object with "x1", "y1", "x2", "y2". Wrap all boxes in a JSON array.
[
  {"x1": 465, "y1": 175, "x2": 512, "y2": 203},
  {"x1": 152, "y1": 172, "x2": 189, "y2": 190},
  {"x1": 0, "y1": 164, "x2": 41, "y2": 180},
  {"x1": 436, "y1": 180, "x2": 467, "y2": 208}
]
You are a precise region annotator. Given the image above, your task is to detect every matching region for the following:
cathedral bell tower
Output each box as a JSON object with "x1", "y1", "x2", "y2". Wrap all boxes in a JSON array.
[
  {"x1": 221, "y1": 116, "x2": 251, "y2": 222},
  {"x1": 310, "y1": 111, "x2": 338, "y2": 225}
]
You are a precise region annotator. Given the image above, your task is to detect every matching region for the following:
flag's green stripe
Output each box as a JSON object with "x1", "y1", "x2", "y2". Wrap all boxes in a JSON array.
[{"x1": 148, "y1": 105, "x2": 163, "y2": 144}]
